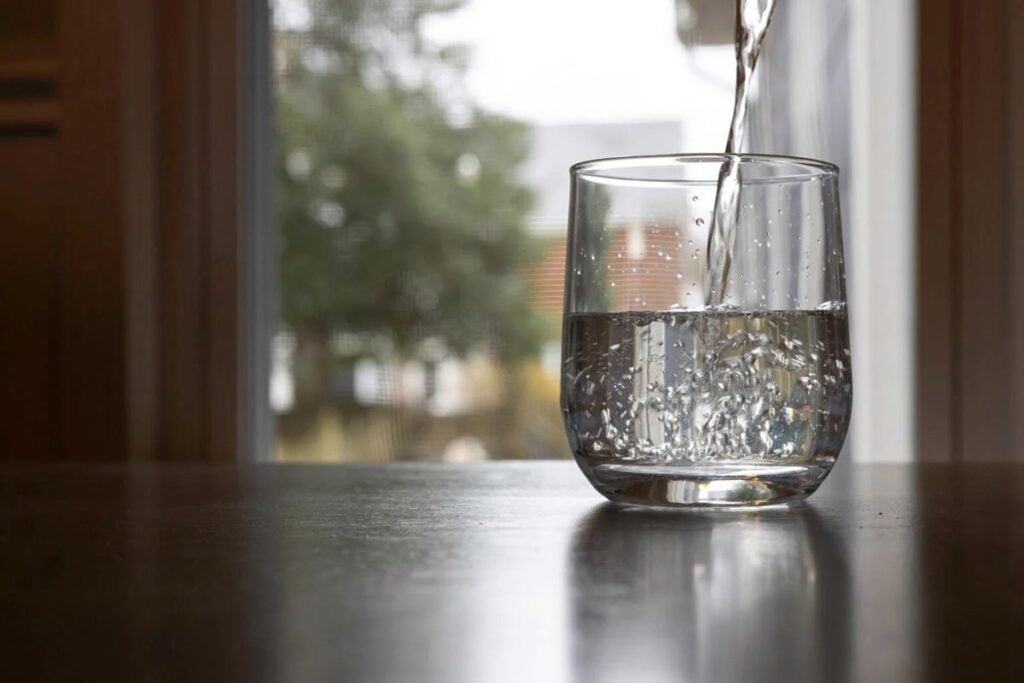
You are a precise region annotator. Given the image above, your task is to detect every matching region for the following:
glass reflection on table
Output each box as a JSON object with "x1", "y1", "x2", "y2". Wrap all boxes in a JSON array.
[{"x1": 570, "y1": 505, "x2": 850, "y2": 682}]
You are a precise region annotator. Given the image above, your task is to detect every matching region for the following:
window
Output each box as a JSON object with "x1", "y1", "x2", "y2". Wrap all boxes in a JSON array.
[{"x1": 268, "y1": 0, "x2": 915, "y2": 463}]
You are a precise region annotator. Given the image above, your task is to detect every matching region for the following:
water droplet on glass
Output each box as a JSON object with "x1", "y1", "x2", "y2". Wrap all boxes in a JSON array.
[{"x1": 696, "y1": 217, "x2": 705, "y2": 227}]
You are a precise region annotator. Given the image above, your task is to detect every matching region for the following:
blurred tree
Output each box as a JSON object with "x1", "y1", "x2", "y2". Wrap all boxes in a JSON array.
[{"x1": 276, "y1": 0, "x2": 546, "y2": 407}]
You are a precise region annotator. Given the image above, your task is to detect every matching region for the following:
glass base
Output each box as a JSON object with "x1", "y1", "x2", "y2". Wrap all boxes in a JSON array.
[{"x1": 580, "y1": 462, "x2": 832, "y2": 509}]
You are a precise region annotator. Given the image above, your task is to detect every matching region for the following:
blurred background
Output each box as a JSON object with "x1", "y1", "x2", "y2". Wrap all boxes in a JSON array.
[
  {"x1": 267, "y1": 0, "x2": 904, "y2": 464},
  {"x1": 0, "y1": 0, "x2": 1020, "y2": 464}
]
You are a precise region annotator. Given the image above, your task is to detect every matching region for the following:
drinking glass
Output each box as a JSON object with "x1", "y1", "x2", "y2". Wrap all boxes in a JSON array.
[{"x1": 561, "y1": 154, "x2": 851, "y2": 507}]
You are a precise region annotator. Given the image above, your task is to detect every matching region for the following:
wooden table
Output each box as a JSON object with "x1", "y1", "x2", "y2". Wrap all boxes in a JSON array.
[{"x1": 1, "y1": 461, "x2": 1022, "y2": 682}]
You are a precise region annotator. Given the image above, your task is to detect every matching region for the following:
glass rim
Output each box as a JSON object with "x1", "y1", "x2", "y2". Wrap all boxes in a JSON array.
[{"x1": 570, "y1": 153, "x2": 840, "y2": 186}]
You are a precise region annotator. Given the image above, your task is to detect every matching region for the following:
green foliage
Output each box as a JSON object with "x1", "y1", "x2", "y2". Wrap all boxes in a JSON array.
[{"x1": 276, "y1": 0, "x2": 545, "y2": 360}]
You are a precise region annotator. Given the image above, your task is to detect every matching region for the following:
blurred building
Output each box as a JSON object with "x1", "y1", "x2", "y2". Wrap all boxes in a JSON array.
[{"x1": 523, "y1": 121, "x2": 684, "y2": 373}]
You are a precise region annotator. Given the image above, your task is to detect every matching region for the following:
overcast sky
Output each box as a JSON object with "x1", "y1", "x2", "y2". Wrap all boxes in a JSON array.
[
  {"x1": 422, "y1": 0, "x2": 735, "y2": 150},
  {"x1": 274, "y1": 0, "x2": 737, "y2": 151}
]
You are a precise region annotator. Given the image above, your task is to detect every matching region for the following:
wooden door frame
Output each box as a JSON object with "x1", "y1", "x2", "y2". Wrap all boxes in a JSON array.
[
  {"x1": 56, "y1": 0, "x2": 268, "y2": 461},
  {"x1": 916, "y1": 0, "x2": 1024, "y2": 462}
]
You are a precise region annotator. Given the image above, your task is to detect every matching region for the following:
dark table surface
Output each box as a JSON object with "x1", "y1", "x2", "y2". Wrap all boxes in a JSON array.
[{"x1": 1, "y1": 461, "x2": 1023, "y2": 682}]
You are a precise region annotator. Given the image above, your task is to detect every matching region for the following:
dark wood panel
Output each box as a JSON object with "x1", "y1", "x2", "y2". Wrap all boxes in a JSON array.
[
  {"x1": 0, "y1": 0, "x2": 56, "y2": 63},
  {"x1": 153, "y1": 0, "x2": 245, "y2": 462},
  {"x1": 121, "y1": 0, "x2": 159, "y2": 464},
  {"x1": 205, "y1": 0, "x2": 244, "y2": 463},
  {"x1": 0, "y1": 1, "x2": 58, "y2": 132},
  {"x1": 0, "y1": 136, "x2": 59, "y2": 459},
  {"x1": 1010, "y1": 0, "x2": 1024, "y2": 460},
  {"x1": 0, "y1": 0, "x2": 248, "y2": 461},
  {"x1": 0, "y1": 2, "x2": 60, "y2": 460},
  {"x1": 915, "y1": 0, "x2": 956, "y2": 463},
  {"x1": 917, "y1": 0, "x2": 1024, "y2": 462},
  {"x1": 156, "y1": 0, "x2": 207, "y2": 461},
  {"x1": 957, "y1": 2, "x2": 1012, "y2": 461},
  {"x1": 0, "y1": 100, "x2": 58, "y2": 130},
  {"x1": 57, "y1": 0, "x2": 132, "y2": 459}
]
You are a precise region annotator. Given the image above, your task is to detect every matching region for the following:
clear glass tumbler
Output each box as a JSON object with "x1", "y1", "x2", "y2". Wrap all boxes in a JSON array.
[{"x1": 561, "y1": 154, "x2": 851, "y2": 507}]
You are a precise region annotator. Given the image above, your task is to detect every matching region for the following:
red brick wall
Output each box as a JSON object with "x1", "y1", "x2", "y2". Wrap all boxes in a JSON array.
[{"x1": 525, "y1": 223, "x2": 697, "y2": 319}]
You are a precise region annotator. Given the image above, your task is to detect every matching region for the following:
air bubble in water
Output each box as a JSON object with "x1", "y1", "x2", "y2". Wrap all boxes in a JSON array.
[{"x1": 816, "y1": 300, "x2": 846, "y2": 312}]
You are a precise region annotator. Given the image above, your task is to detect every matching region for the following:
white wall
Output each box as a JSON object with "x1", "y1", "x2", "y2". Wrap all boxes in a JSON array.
[{"x1": 849, "y1": 0, "x2": 917, "y2": 462}]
